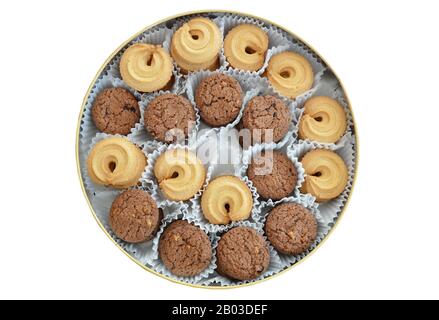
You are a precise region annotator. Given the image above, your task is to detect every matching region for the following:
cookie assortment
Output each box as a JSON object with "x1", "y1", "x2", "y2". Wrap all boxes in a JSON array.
[{"x1": 78, "y1": 12, "x2": 357, "y2": 287}]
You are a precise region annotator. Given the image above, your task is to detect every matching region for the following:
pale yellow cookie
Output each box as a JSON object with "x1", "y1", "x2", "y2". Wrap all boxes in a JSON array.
[
  {"x1": 154, "y1": 149, "x2": 206, "y2": 201},
  {"x1": 201, "y1": 176, "x2": 253, "y2": 225},
  {"x1": 171, "y1": 17, "x2": 222, "y2": 73},
  {"x1": 266, "y1": 51, "x2": 313, "y2": 99},
  {"x1": 87, "y1": 137, "x2": 146, "y2": 189},
  {"x1": 300, "y1": 149, "x2": 348, "y2": 202},
  {"x1": 299, "y1": 96, "x2": 347, "y2": 143},
  {"x1": 120, "y1": 43, "x2": 173, "y2": 92},
  {"x1": 224, "y1": 24, "x2": 268, "y2": 71}
]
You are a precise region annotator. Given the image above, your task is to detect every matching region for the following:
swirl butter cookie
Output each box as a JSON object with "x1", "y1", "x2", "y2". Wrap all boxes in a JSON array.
[
  {"x1": 300, "y1": 149, "x2": 348, "y2": 202},
  {"x1": 201, "y1": 176, "x2": 253, "y2": 225},
  {"x1": 171, "y1": 17, "x2": 222, "y2": 73},
  {"x1": 87, "y1": 137, "x2": 146, "y2": 189},
  {"x1": 267, "y1": 51, "x2": 313, "y2": 99},
  {"x1": 299, "y1": 96, "x2": 347, "y2": 143},
  {"x1": 120, "y1": 43, "x2": 173, "y2": 92},
  {"x1": 154, "y1": 149, "x2": 206, "y2": 201},
  {"x1": 224, "y1": 24, "x2": 268, "y2": 71}
]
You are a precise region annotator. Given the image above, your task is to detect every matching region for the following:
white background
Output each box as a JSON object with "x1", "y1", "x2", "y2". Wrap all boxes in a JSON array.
[{"x1": 0, "y1": 0, "x2": 438, "y2": 300}]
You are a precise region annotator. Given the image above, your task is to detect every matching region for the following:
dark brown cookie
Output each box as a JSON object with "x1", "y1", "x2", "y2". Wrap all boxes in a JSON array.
[
  {"x1": 195, "y1": 73, "x2": 242, "y2": 126},
  {"x1": 242, "y1": 95, "x2": 291, "y2": 145},
  {"x1": 216, "y1": 227, "x2": 270, "y2": 281},
  {"x1": 159, "y1": 221, "x2": 212, "y2": 277},
  {"x1": 92, "y1": 88, "x2": 140, "y2": 135},
  {"x1": 247, "y1": 150, "x2": 297, "y2": 200},
  {"x1": 109, "y1": 189, "x2": 160, "y2": 243},
  {"x1": 144, "y1": 94, "x2": 196, "y2": 143},
  {"x1": 265, "y1": 203, "x2": 317, "y2": 255}
]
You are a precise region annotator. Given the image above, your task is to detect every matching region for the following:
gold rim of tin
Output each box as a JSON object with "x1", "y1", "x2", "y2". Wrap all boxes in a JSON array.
[{"x1": 76, "y1": 9, "x2": 359, "y2": 289}]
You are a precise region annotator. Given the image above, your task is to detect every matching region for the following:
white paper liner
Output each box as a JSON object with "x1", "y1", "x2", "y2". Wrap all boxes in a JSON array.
[
  {"x1": 287, "y1": 132, "x2": 356, "y2": 226},
  {"x1": 127, "y1": 89, "x2": 201, "y2": 147},
  {"x1": 239, "y1": 140, "x2": 305, "y2": 203},
  {"x1": 91, "y1": 190, "x2": 180, "y2": 265},
  {"x1": 82, "y1": 132, "x2": 156, "y2": 197},
  {"x1": 220, "y1": 13, "x2": 292, "y2": 76},
  {"x1": 258, "y1": 195, "x2": 330, "y2": 268},
  {"x1": 148, "y1": 208, "x2": 219, "y2": 285},
  {"x1": 333, "y1": 83, "x2": 355, "y2": 136},
  {"x1": 185, "y1": 69, "x2": 261, "y2": 140},
  {"x1": 189, "y1": 170, "x2": 262, "y2": 234},
  {"x1": 141, "y1": 143, "x2": 214, "y2": 208},
  {"x1": 294, "y1": 72, "x2": 355, "y2": 147},
  {"x1": 198, "y1": 220, "x2": 283, "y2": 287}
]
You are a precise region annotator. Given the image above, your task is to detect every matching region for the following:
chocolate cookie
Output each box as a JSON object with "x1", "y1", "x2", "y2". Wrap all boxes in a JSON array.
[
  {"x1": 265, "y1": 203, "x2": 317, "y2": 255},
  {"x1": 247, "y1": 150, "x2": 297, "y2": 200},
  {"x1": 242, "y1": 95, "x2": 291, "y2": 145},
  {"x1": 195, "y1": 73, "x2": 242, "y2": 126},
  {"x1": 109, "y1": 189, "x2": 160, "y2": 243},
  {"x1": 144, "y1": 94, "x2": 196, "y2": 143},
  {"x1": 92, "y1": 87, "x2": 140, "y2": 135},
  {"x1": 159, "y1": 220, "x2": 212, "y2": 277},
  {"x1": 216, "y1": 227, "x2": 270, "y2": 280}
]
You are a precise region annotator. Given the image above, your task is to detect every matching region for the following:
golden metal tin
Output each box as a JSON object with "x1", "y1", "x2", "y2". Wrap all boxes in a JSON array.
[{"x1": 76, "y1": 10, "x2": 359, "y2": 289}]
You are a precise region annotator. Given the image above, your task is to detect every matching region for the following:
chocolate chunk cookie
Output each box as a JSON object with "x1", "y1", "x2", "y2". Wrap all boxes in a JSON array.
[
  {"x1": 265, "y1": 203, "x2": 317, "y2": 255},
  {"x1": 92, "y1": 87, "x2": 140, "y2": 135},
  {"x1": 159, "y1": 220, "x2": 212, "y2": 277},
  {"x1": 247, "y1": 150, "x2": 297, "y2": 200},
  {"x1": 195, "y1": 73, "x2": 243, "y2": 126},
  {"x1": 216, "y1": 227, "x2": 270, "y2": 280},
  {"x1": 144, "y1": 94, "x2": 196, "y2": 143},
  {"x1": 242, "y1": 95, "x2": 291, "y2": 145},
  {"x1": 109, "y1": 189, "x2": 160, "y2": 243}
]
